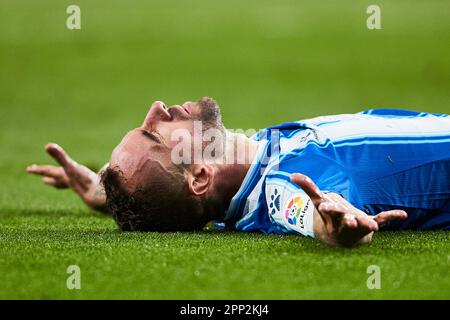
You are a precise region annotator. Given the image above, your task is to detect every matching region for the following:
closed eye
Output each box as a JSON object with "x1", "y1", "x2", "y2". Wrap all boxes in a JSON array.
[{"x1": 140, "y1": 129, "x2": 163, "y2": 144}]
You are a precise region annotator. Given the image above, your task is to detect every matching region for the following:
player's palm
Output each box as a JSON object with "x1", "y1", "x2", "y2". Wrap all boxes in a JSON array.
[{"x1": 290, "y1": 173, "x2": 407, "y2": 247}]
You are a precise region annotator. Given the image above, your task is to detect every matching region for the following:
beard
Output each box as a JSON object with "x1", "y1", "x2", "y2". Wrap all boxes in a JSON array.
[
  {"x1": 196, "y1": 96, "x2": 225, "y2": 134},
  {"x1": 195, "y1": 97, "x2": 228, "y2": 163}
]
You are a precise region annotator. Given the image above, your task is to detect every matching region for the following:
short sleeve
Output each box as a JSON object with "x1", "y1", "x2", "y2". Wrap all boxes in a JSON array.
[{"x1": 264, "y1": 172, "x2": 315, "y2": 238}]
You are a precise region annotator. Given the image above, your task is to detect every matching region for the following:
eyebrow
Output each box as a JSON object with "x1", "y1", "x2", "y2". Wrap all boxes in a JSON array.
[{"x1": 140, "y1": 129, "x2": 162, "y2": 144}]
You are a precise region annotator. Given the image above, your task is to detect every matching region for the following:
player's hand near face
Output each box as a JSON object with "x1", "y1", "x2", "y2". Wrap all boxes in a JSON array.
[
  {"x1": 290, "y1": 173, "x2": 407, "y2": 247},
  {"x1": 27, "y1": 143, "x2": 109, "y2": 214}
]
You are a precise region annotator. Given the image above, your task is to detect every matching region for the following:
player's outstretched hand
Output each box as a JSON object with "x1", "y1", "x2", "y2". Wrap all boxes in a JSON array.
[
  {"x1": 290, "y1": 173, "x2": 407, "y2": 247},
  {"x1": 27, "y1": 143, "x2": 109, "y2": 213}
]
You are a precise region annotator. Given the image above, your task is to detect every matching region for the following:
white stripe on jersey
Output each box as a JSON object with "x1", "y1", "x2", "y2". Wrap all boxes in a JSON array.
[{"x1": 310, "y1": 115, "x2": 450, "y2": 142}]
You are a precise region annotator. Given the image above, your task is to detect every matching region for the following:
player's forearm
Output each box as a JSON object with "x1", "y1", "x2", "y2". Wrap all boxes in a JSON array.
[
  {"x1": 88, "y1": 164, "x2": 110, "y2": 214},
  {"x1": 86, "y1": 181, "x2": 110, "y2": 214},
  {"x1": 78, "y1": 163, "x2": 110, "y2": 215}
]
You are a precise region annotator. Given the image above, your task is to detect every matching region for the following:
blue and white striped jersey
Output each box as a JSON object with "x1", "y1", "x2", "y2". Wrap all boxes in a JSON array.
[{"x1": 218, "y1": 109, "x2": 450, "y2": 236}]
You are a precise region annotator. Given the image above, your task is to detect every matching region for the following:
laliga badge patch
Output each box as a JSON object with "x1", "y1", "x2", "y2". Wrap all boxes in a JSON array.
[
  {"x1": 284, "y1": 194, "x2": 313, "y2": 233},
  {"x1": 265, "y1": 178, "x2": 315, "y2": 237}
]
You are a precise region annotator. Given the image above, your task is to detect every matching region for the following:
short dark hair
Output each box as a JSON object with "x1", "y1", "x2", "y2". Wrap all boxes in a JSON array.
[{"x1": 101, "y1": 165, "x2": 209, "y2": 232}]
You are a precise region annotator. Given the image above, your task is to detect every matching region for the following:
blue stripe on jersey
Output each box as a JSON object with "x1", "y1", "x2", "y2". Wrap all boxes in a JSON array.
[{"x1": 359, "y1": 108, "x2": 448, "y2": 118}]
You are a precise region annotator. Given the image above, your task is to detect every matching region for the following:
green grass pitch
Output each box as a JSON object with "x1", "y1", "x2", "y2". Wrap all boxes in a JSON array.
[{"x1": 0, "y1": 0, "x2": 449, "y2": 299}]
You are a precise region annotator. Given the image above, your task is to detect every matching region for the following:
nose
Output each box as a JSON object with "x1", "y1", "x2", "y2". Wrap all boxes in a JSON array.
[{"x1": 142, "y1": 101, "x2": 170, "y2": 129}]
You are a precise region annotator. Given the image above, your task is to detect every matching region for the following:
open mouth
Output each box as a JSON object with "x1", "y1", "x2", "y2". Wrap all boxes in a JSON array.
[{"x1": 183, "y1": 102, "x2": 192, "y2": 115}]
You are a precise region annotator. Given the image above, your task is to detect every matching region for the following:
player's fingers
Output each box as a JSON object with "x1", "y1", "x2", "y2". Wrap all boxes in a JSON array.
[
  {"x1": 318, "y1": 201, "x2": 349, "y2": 220},
  {"x1": 45, "y1": 143, "x2": 76, "y2": 169},
  {"x1": 373, "y1": 210, "x2": 408, "y2": 227},
  {"x1": 46, "y1": 144, "x2": 90, "y2": 186},
  {"x1": 316, "y1": 201, "x2": 357, "y2": 230},
  {"x1": 342, "y1": 214, "x2": 358, "y2": 229},
  {"x1": 26, "y1": 164, "x2": 63, "y2": 178},
  {"x1": 355, "y1": 214, "x2": 379, "y2": 232},
  {"x1": 319, "y1": 201, "x2": 346, "y2": 212},
  {"x1": 290, "y1": 173, "x2": 323, "y2": 206},
  {"x1": 42, "y1": 176, "x2": 57, "y2": 186}
]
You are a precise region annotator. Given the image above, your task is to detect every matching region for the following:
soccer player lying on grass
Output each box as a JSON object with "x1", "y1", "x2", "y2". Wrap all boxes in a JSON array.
[{"x1": 27, "y1": 97, "x2": 450, "y2": 247}]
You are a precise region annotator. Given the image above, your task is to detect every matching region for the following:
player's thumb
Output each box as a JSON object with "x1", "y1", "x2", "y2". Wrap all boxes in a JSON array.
[
  {"x1": 290, "y1": 173, "x2": 323, "y2": 206},
  {"x1": 45, "y1": 143, "x2": 74, "y2": 169},
  {"x1": 373, "y1": 210, "x2": 408, "y2": 227}
]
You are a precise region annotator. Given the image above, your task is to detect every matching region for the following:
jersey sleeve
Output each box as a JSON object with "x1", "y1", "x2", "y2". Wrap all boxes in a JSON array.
[{"x1": 263, "y1": 172, "x2": 316, "y2": 238}]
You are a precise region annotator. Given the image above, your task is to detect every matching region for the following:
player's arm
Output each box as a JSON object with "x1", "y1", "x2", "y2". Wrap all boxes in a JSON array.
[
  {"x1": 290, "y1": 173, "x2": 407, "y2": 247},
  {"x1": 26, "y1": 143, "x2": 110, "y2": 214}
]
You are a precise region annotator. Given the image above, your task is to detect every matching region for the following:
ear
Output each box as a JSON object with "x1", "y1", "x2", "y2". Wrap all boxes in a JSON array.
[{"x1": 186, "y1": 165, "x2": 213, "y2": 196}]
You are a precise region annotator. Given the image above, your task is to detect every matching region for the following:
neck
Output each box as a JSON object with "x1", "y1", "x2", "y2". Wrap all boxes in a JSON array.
[{"x1": 210, "y1": 131, "x2": 259, "y2": 219}]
